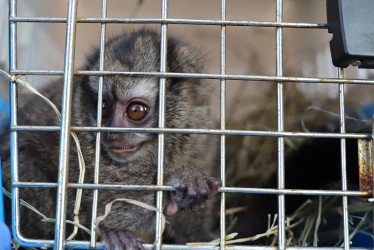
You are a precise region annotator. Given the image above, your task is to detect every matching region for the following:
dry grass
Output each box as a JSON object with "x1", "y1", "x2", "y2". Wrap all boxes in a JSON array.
[{"x1": 222, "y1": 80, "x2": 373, "y2": 247}]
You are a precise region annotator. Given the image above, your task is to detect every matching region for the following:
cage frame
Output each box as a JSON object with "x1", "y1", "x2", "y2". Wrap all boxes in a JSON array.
[{"x1": 6, "y1": 0, "x2": 374, "y2": 249}]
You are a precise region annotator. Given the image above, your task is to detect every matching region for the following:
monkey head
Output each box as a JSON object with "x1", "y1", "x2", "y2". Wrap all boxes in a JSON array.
[{"x1": 72, "y1": 29, "x2": 207, "y2": 165}]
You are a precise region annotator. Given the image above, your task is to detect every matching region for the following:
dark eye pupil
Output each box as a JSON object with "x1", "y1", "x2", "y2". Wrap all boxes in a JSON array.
[
  {"x1": 102, "y1": 100, "x2": 110, "y2": 118},
  {"x1": 127, "y1": 103, "x2": 149, "y2": 121}
]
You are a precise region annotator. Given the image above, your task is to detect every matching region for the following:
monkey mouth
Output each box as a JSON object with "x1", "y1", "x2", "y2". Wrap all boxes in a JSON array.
[{"x1": 109, "y1": 143, "x2": 143, "y2": 158}]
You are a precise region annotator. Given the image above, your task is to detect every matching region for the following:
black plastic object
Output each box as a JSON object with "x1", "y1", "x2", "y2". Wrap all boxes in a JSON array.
[{"x1": 327, "y1": 0, "x2": 374, "y2": 68}]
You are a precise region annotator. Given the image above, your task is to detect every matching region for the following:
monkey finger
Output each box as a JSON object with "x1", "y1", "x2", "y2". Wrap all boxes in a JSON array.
[
  {"x1": 195, "y1": 181, "x2": 209, "y2": 198},
  {"x1": 174, "y1": 183, "x2": 188, "y2": 194},
  {"x1": 191, "y1": 200, "x2": 206, "y2": 212},
  {"x1": 100, "y1": 230, "x2": 122, "y2": 250},
  {"x1": 118, "y1": 231, "x2": 145, "y2": 250},
  {"x1": 164, "y1": 199, "x2": 179, "y2": 216},
  {"x1": 187, "y1": 186, "x2": 198, "y2": 198},
  {"x1": 100, "y1": 230, "x2": 144, "y2": 250},
  {"x1": 207, "y1": 177, "x2": 220, "y2": 200}
]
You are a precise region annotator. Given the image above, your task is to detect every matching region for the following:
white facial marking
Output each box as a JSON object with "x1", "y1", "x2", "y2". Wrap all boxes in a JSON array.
[{"x1": 126, "y1": 78, "x2": 158, "y2": 101}]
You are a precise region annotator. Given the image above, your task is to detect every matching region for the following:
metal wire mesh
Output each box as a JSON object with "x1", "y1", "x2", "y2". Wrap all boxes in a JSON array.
[{"x1": 6, "y1": 0, "x2": 373, "y2": 249}]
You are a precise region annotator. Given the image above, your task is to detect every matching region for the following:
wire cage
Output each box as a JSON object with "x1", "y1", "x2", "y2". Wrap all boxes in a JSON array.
[{"x1": 3, "y1": 0, "x2": 374, "y2": 249}]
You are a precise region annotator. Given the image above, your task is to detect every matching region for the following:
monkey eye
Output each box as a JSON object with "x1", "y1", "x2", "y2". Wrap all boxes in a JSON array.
[
  {"x1": 101, "y1": 100, "x2": 111, "y2": 118},
  {"x1": 126, "y1": 102, "x2": 150, "y2": 121}
]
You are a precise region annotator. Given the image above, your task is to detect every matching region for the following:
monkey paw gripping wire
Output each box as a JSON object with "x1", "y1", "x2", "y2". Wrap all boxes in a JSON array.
[{"x1": 0, "y1": 69, "x2": 167, "y2": 245}]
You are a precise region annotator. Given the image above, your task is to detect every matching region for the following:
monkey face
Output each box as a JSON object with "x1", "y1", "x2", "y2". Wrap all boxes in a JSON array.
[{"x1": 86, "y1": 75, "x2": 159, "y2": 163}]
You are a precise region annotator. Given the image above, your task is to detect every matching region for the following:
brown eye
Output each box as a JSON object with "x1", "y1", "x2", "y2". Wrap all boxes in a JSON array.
[
  {"x1": 102, "y1": 100, "x2": 111, "y2": 118},
  {"x1": 126, "y1": 102, "x2": 150, "y2": 121}
]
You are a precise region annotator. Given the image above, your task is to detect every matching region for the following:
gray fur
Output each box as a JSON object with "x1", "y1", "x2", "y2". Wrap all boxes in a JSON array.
[{"x1": 1, "y1": 29, "x2": 218, "y2": 249}]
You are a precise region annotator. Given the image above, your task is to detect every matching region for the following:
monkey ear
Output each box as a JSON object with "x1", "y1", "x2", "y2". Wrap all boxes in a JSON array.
[
  {"x1": 166, "y1": 41, "x2": 209, "y2": 105},
  {"x1": 169, "y1": 43, "x2": 204, "y2": 74}
]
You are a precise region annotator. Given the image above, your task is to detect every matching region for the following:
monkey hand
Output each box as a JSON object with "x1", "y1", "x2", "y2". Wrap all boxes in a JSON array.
[
  {"x1": 100, "y1": 229, "x2": 145, "y2": 250},
  {"x1": 164, "y1": 167, "x2": 219, "y2": 216}
]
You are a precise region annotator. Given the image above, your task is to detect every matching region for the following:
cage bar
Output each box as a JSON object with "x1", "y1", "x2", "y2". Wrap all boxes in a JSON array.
[
  {"x1": 8, "y1": 0, "x2": 23, "y2": 246},
  {"x1": 154, "y1": 0, "x2": 169, "y2": 249},
  {"x1": 10, "y1": 182, "x2": 367, "y2": 197},
  {"x1": 53, "y1": 0, "x2": 79, "y2": 249},
  {"x1": 8, "y1": 125, "x2": 374, "y2": 139},
  {"x1": 9, "y1": 69, "x2": 374, "y2": 85},
  {"x1": 89, "y1": 0, "x2": 108, "y2": 247},
  {"x1": 276, "y1": 0, "x2": 286, "y2": 249},
  {"x1": 219, "y1": 0, "x2": 227, "y2": 248},
  {"x1": 9, "y1": 16, "x2": 328, "y2": 29},
  {"x1": 338, "y1": 68, "x2": 350, "y2": 249}
]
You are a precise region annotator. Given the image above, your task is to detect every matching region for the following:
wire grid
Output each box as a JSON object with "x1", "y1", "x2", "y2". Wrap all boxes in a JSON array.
[{"x1": 7, "y1": 0, "x2": 373, "y2": 249}]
